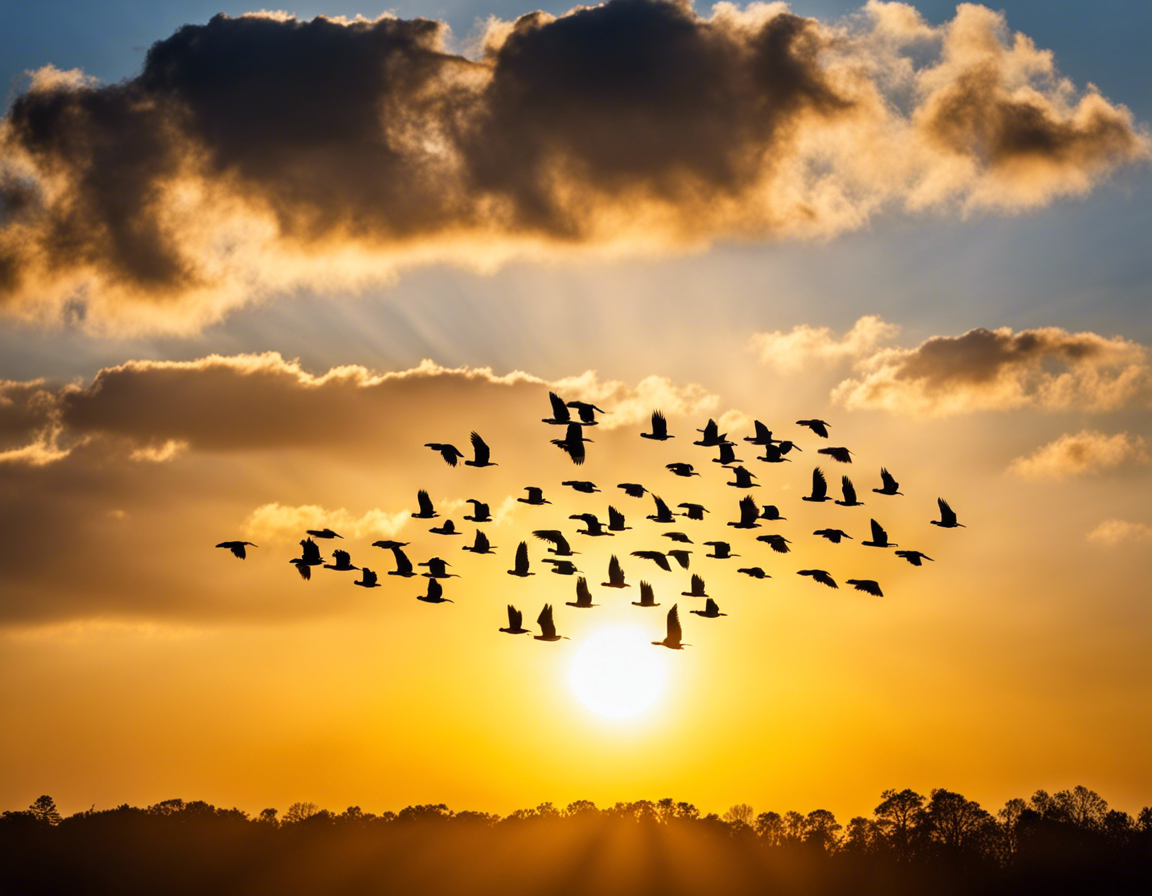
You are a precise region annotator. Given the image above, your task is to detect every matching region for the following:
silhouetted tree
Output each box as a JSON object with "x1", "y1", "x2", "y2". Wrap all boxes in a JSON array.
[
  {"x1": 804, "y1": 809, "x2": 842, "y2": 853},
  {"x1": 873, "y1": 788, "x2": 926, "y2": 861},
  {"x1": 283, "y1": 801, "x2": 321, "y2": 824},
  {"x1": 923, "y1": 788, "x2": 991, "y2": 853},
  {"x1": 755, "y1": 810, "x2": 784, "y2": 845},
  {"x1": 723, "y1": 803, "x2": 755, "y2": 827},
  {"x1": 28, "y1": 796, "x2": 61, "y2": 826}
]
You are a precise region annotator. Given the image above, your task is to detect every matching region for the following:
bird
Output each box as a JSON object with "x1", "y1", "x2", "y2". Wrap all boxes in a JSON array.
[
  {"x1": 633, "y1": 581, "x2": 660, "y2": 607},
  {"x1": 760, "y1": 505, "x2": 786, "y2": 521},
  {"x1": 796, "y1": 419, "x2": 830, "y2": 438},
  {"x1": 412, "y1": 489, "x2": 438, "y2": 519},
  {"x1": 543, "y1": 559, "x2": 580, "y2": 575},
  {"x1": 744, "y1": 420, "x2": 775, "y2": 445},
  {"x1": 386, "y1": 545, "x2": 417, "y2": 577},
  {"x1": 533, "y1": 530, "x2": 574, "y2": 556},
  {"x1": 429, "y1": 519, "x2": 460, "y2": 536},
  {"x1": 652, "y1": 605, "x2": 686, "y2": 649},
  {"x1": 296, "y1": 538, "x2": 324, "y2": 566},
  {"x1": 464, "y1": 431, "x2": 496, "y2": 467},
  {"x1": 618, "y1": 483, "x2": 648, "y2": 497},
  {"x1": 895, "y1": 550, "x2": 934, "y2": 566},
  {"x1": 534, "y1": 604, "x2": 567, "y2": 641},
  {"x1": 777, "y1": 440, "x2": 801, "y2": 455},
  {"x1": 562, "y1": 480, "x2": 600, "y2": 493},
  {"x1": 818, "y1": 446, "x2": 853, "y2": 464},
  {"x1": 419, "y1": 557, "x2": 458, "y2": 579},
  {"x1": 542, "y1": 391, "x2": 573, "y2": 425},
  {"x1": 846, "y1": 578, "x2": 884, "y2": 596},
  {"x1": 289, "y1": 558, "x2": 312, "y2": 581},
  {"x1": 566, "y1": 577, "x2": 597, "y2": 607},
  {"x1": 425, "y1": 441, "x2": 464, "y2": 466},
  {"x1": 601, "y1": 555, "x2": 630, "y2": 588},
  {"x1": 631, "y1": 550, "x2": 671, "y2": 572},
  {"x1": 678, "y1": 502, "x2": 709, "y2": 520},
  {"x1": 713, "y1": 442, "x2": 742, "y2": 465},
  {"x1": 607, "y1": 506, "x2": 631, "y2": 532},
  {"x1": 836, "y1": 476, "x2": 864, "y2": 507},
  {"x1": 353, "y1": 568, "x2": 379, "y2": 588},
  {"x1": 462, "y1": 530, "x2": 495, "y2": 554},
  {"x1": 418, "y1": 578, "x2": 452, "y2": 603},
  {"x1": 666, "y1": 462, "x2": 700, "y2": 478},
  {"x1": 756, "y1": 534, "x2": 791, "y2": 554},
  {"x1": 372, "y1": 539, "x2": 408, "y2": 550},
  {"x1": 738, "y1": 567, "x2": 771, "y2": 579},
  {"x1": 647, "y1": 495, "x2": 676, "y2": 523},
  {"x1": 728, "y1": 495, "x2": 761, "y2": 529},
  {"x1": 681, "y1": 574, "x2": 708, "y2": 597},
  {"x1": 305, "y1": 528, "x2": 342, "y2": 539},
  {"x1": 551, "y1": 423, "x2": 592, "y2": 465},
  {"x1": 704, "y1": 541, "x2": 738, "y2": 559},
  {"x1": 862, "y1": 518, "x2": 897, "y2": 548},
  {"x1": 216, "y1": 541, "x2": 256, "y2": 559},
  {"x1": 463, "y1": 499, "x2": 491, "y2": 522},
  {"x1": 757, "y1": 442, "x2": 791, "y2": 464},
  {"x1": 803, "y1": 468, "x2": 831, "y2": 502},
  {"x1": 566, "y1": 401, "x2": 607, "y2": 425},
  {"x1": 931, "y1": 498, "x2": 965, "y2": 528},
  {"x1": 694, "y1": 419, "x2": 728, "y2": 447},
  {"x1": 873, "y1": 468, "x2": 903, "y2": 496},
  {"x1": 667, "y1": 549, "x2": 692, "y2": 570},
  {"x1": 661, "y1": 531, "x2": 693, "y2": 543},
  {"x1": 507, "y1": 542, "x2": 534, "y2": 577},
  {"x1": 518, "y1": 486, "x2": 550, "y2": 505},
  {"x1": 727, "y1": 466, "x2": 758, "y2": 488},
  {"x1": 798, "y1": 569, "x2": 838, "y2": 588},
  {"x1": 813, "y1": 528, "x2": 852, "y2": 544},
  {"x1": 640, "y1": 410, "x2": 672, "y2": 440},
  {"x1": 324, "y1": 550, "x2": 358, "y2": 571},
  {"x1": 499, "y1": 605, "x2": 530, "y2": 634},
  {"x1": 691, "y1": 598, "x2": 726, "y2": 618},
  {"x1": 569, "y1": 513, "x2": 611, "y2": 537}
]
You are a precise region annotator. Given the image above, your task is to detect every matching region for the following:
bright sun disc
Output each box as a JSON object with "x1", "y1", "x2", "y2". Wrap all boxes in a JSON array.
[{"x1": 569, "y1": 628, "x2": 666, "y2": 720}]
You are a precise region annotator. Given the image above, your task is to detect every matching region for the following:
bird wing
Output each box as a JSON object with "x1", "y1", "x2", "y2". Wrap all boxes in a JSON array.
[
  {"x1": 364, "y1": 569, "x2": 377, "y2": 586},
  {"x1": 631, "y1": 551, "x2": 670, "y2": 571},
  {"x1": 880, "y1": 467, "x2": 898, "y2": 491},
  {"x1": 691, "y1": 574, "x2": 704, "y2": 592},
  {"x1": 842, "y1": 476, "x2": 857, "y2": 504},
  {"x1": 393, "y1": 547, "x2": 413, "y2": 574},
  {"x1": 548, "y1": 392, "x2": 570, "y2": 422},
  {"x1": 811, "y1": 467, "x2": 827, "y2": 499},
  {"x1": 470, "y1": 431, "x2": 490, "y2": 465},
  {"x1": 576, "y1": 577, "x2": 591, "y2": 603},
  {"x1": 667, "y1": 605, "x2": 681, "y2": 644},
  {"x1": 870, "y1": 519, "x2": 887, "y2": 543},
  {"x1": 608, "y1": 506, "x2": 625, "y2": 528},
  {"x1": 507, "y1": 605, "x2": 521, "y2": 629},
  {"x1": 651, "y1": 410, "x2": 668, "y2": 437},
  {"x1": 652, "y1": 495, "x2": 671, "y2": 517},
  {"x1": 515, "y1": 541, "x2": 529, "y2": 572},
  {"x1": 294, "y1": 561, "x2": 311, "y2": 581},
  {"x1": 608, "y1": 554, "x2": 623, "y2": 580},
  {"x1": 537, "y1": 604, "x2": 556, "y2": 638},
  {"x1": 640, "y1": 581, "x2": 654, "y2": 603},
  {"x1": 938, "y1": 498, "x2": 957, "y2": 525},
  {"x1": 705, "y1": 598, "x2": 719, "y2": 615},
  {"x1": 417, "y1": 490, "x2": 434, "y2": 515},
  {"x1": 739, "y1": 495, "x2": 758, "y2": 525},
  {"x1": 334, "y1": 549, "x2": 350, "y2": 566}
]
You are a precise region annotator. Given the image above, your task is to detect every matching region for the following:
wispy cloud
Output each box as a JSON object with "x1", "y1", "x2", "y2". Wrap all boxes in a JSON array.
[
  {"x1": 752, "y1": 315, "x2": 899, "y2": 372},
  {"x1": 1086, "y1": 518, "x2": 1152, "y2": 546},
  {"x1": 1009, "y1": 430, "x2": 1151, "y2": 479}
]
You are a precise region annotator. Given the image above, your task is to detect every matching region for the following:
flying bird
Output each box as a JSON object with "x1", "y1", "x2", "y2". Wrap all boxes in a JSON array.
[
  {"x1": 543, "y1": 559, "x2": 580, "y2": 575},
  {"x1": 566, "y1": 577, "x2": 597, "y2": 607},
  {"x1": 518, "y1": 486, "x2": 550, "y2": 505},
  {"x1": 542, "y1": 391, "x2": 573, "y2": 425},
  {"x1": 737, "y1": 567, "x2": 771, "y2": 579},
  {"x1": 691, "y1": 598, "x2": 727, "y2": 618},
  {"x1": 652, "y1": 605, "x2": 685, "y2": 649},
  {"x1": 703, "y1": 541, "x2": 738, "y2": 559},
  {"x1": 756, "y1": 534, "x2": 791, "y2": 554},
  {"x1": 796, "y1": 419, "x2": 830, "y2": 438},
  {"x1": 661, "y1": 531, "x2": 692, "y2": 543},
  {"x1": 534, "y1": 604, "x2": 566, "y2": 641},
  {"x1": 386, "y1": 545, "x2": 417, "y2": 577},
  {"x1": 463, "y1": 499, "x2": 492, "y2": 522},
  {"x1": 647, "y1": 495, "x2": 676, "y2": 523},
  {"x1": 931, "y1": 498, "x2": 965, "y2": 528},
  {"x1": 818, "y1": 446, "x2": 854, "y2": 464},
  {"x1": 353, "y1": 568, "x2": 379, "y2": 588},
  {"x1": 640, "y1": 410, "x2": 672, "y2": 440},
  {"x1": 713, "y1": 442, "x2": 742, "y2": 465},
  {"x1": 306, "y1": 528, "x2": 342, "y2": 539},
  {"x1": 419, "y1": 557, "x2": 458, "y2": 579},
  {"x1": 607, "y1": 506, "x2": 631, "y2": 532},
  {"x1": 551, "y1": 423, "x2": 592, "y2": 465},
  {"x1": 726, "y1": 466, "x2": 758, "y2": 488},
  {"x1": 803, "y1": 468, "x2": 831, "y2": 502},
  {"x1": 570, "y1": 513, "x2": 611, "y2": 536},
  {"x1": 289, "y1": 558, "x2": 312, "y2": 581},
  {"x1": 862, "y1": 519, "x2": 897, "y2": 548},
  {"x1": 693, "y1": 419, "x2": 728, "y2": 447},
  {"x1": 371, "y1": 539, "x2": 408, "y2": 550},
  {"x1": 813, "y1": 528, "x2": 852, "y2": 544},
  {"x1": 633, "y1": 581, "x2": 660, "y2": 607},
  {"x1": 324, "y1": 550, "x2": 358, "y2": 571},
  {"x1": 678, "y1": 502, "x2": 709, "y2": 520},
  {"x1": 465, "y1": 431, "x2": 496, "y2": 467},
  {"x1": 418, "y1": 578, "x2": 453, "y2": 603},
  {"x1": 429, "y1": 519, "x2": 460, "y2": 536},
  {"x1": 566, "y1": 401, "x2": 607, "y2": 425},
  {"x1": 499, "y1": 605, "x2": 531, "y2": 635},
  {"x1": 846, "y1": 578, "x2": 884, "y2": 596},
  {"x1": 533, "y1": 530, "x2": 574, "y2": 556},
  {"x1": 744, "y1": 420, "x2": 775, "y2": 445},
  {"x1": 728, "y1": 495, "x2": 761, "y2": 529},
  {"x1": 507, "y1": 541, "x2": 534, "y2": 577},
  {"x1": 297, "y1": 538, "x2": 324, "y2": 566},
  {"x1": 798, "y1": 569, "x2": 838, "y2": 588},
  {"x1": 757, "y1": 442, "x2": 792, "y2": 464},
  {"x1": 666, "y1": 462, "x2": 700, "y2": 478},
  {"x1": 412, "y1": 489, "x2": 438, "y2": 519},
  {"x1": 562, "y1": 480, "x2": 600, "y2": 493},
  {"x1": 895, "y1": 550, "x2": 934, "y2": 566},
  {"x1": 425, "y1": 441, "x2": 465, "y2": 467},
  {"x1": 216, "y1": 541, "x2": 256, "y2": 559},
  {"x1": 631, "y1": 550, "x2": 672, "y2": 572},
  {"x1": 760, "y1": 505, "x2": 786, "y2": 521},
  {"x1": 601, "y1": 555, "x2": 630, "y2": 588},
  {"x1": 462, "y1": 530, "x2": 495, "y2": 554},
  {"x1": 666, "y1": 549, "x2": 692, "y2": 570},
  {"x1": 873, "y1": 468, "x2": 903, "y2": 496},
  {"x1": 836, "y1": 476, "x2": 864, "y2": 507},
  {"x1": 618, "y1": 483, "x2": 648, "y2": 497},
  {"x1": 681, "y1": 574, "x2": 708, "y2": 597}
]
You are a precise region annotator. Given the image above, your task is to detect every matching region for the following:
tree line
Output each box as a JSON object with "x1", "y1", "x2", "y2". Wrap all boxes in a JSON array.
[{"x1": 2, "y1": 786, "x2": 1149, "y2": 894}]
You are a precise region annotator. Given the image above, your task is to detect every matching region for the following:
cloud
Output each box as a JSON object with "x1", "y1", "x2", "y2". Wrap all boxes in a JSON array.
[
  {"x1": 242, "y1": 503, "x2": 414, "y2": 544},
  {"x1": 833, "y1": 326, "x2": 1151, "y2": 415},
  {"x1": 1009, "y1": 430, "x2": 1151, "y2": 479},
  {"x1": 752, "y1": 315, "x2": 899, "y2": 372},
  {"x1": 0, "y1": 1, "x2": 1145, "y2": 333},
  {"x1": 1087, "y1": 519, "x2": 1152, "y2": 546}
]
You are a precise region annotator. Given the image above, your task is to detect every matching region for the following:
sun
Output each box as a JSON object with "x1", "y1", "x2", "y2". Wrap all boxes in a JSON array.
[{"x1": 568, "y1": 627, "x2": 667, "y2": 720}]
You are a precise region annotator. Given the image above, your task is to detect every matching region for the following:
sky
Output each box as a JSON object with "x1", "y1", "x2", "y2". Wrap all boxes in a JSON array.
[{"x1": 1, "y1": 0, "x2": 1150, "y2": 823}]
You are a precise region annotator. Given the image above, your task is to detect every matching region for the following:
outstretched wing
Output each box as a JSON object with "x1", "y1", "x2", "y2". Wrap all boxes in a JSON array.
[
  {"x1": 507, "y1": 604, "x2": 522, "y2": 629},
  {"x1": 937, "y1": 498, "x2": 957, "y2": 526},
  {"x1": 470, "y1": 431, "x2": 490, "y2": 465},
  {"x1": 608, "y1": 554, "x2": 623, "y2": 580},
  {"x1": 608, "y1": 506, "x2": 625, "y2": 528},
  {"x1": 841, "y1": 476, "x2": 857, "y2": 504},
  {"x1": 652, "y1": 495, "x2": 671, "y2": 518},
  {"x1": 705, "y1": 598, "x2": 719, "y2": 615},
  {"x1": 393, "y1": 547, "x2": 413, "y2": 575},
  {"x1": 515, "y1": 541, "x2": 529, "y2": 572},
  {"x1": 811, "y1": 467, "x2": 827, "y2": 499},
  {"x1": 548, "y1": 392, "x2": 570, "y2": 422},
  {"x1": 427, "y1": 578, "x2": 443, "y2": 600},
  {"x1": 739, "y1": 495, "x2": 758, "y2": 525},
  {"x1": 666, "y1": 605, "x2": 682, "y2": 645},
  {"x1": 631, "y1": 550, "x2": 670, "y2": 571},
  {"x1": 417, "y1": 489, "x2": 434, "y2": 516},
  {"x1": 576, "y1": 577, "x2": 592, "y2": 603},
  {"x1": 870, "y1": 519, "x2": 887, "y2": 543},
  {"x1": 691, "y1": 573, "x2": 704, "y2": 592},
  {"x1": 651, "y1": 410, "x2": 668, "y2": 437},
  {"x1": 537, "y1": 604, "x2": 556, "y2": 639},
  {"x1": 880, "y1": 467, "x2": 898, "y2": 491}
]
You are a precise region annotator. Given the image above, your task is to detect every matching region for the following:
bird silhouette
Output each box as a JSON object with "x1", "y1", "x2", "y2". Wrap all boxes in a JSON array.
[
  {"x1": 836, "y1": 476, "x2": 864, "y2": 507},
  {"x1": 737, "y1": 567, "x2": 771, "y2": 579},
  {"x1": 703, "y1": 541, "x2": 738, "y2": 559},
  {"x1": 640, "y1": 410, "x2": 672, "y2": 440},
  {"x1": 306, "y1": 528, "x2": 342, "y2": 539},
  {"x1": 662, "y1": 531, "x2": 692, "y2": 543},
  {"x1": 570, "y1": 513, "x2": 611, "y2": 536},
  {"x1": 289, "y1": 558, "x2": 312, "y2": 581},
  {"x1": 412, "y1": 489, "x2": 438, "y2": 519},
  {"x1": 631, "y1": 550, "x2": 671, "y2": 571},
  {"x1": 534, "y1": 604, "x2": 567, "y2": 641},
  {"x1": 757, "y1": 443, "x2": 791, "y2": 464},
  {"x1": 551, "y1": 423, "x2": 591, "y2": 465},
  {"x1": 873, "y1": 468, "x2": 903, "y2": 496},
  {"x1": 862, "y1": 519, "x2": 897, "y2": 548},
  {"x1": 678, "y1": 502, "x2": 709, "y2": 520},
  {"x1": 713, "y1": 442, "x2": 742, "y2": 465},
  {"x1": 691, "y1": 598, "x2": 727, "y2": 618},
  {"x1": 693, "y1": 419, "x2": 728, "y2": 447},
  {"x1": 798, "y1": 569, "x2": 838, "y2": 588},
  {"x1": 499, "y1": 604, "x2": 531, "y2": 634},
  {"x1": 607, "y1": 506, "x2": 631, "y2": 532},
  {"x1": 324, "y1": 549, "x2": 358, "y2": 571},
  {"x1": 618, "y1": 483, "x2": 648, "y2": 497},
  {"x1": 543, "y1": 559, "x2": 580, "y2": 575},
  {"x1": 602, "y1": 555, "x2": 630, "y2": 588},
  {"x1": 566, "y1": 577, "x2": 597, "y2": 607},
  {"x1": 756, "y1": 534, "x2": 791, "y2": 554},
  {"x1": 507, "y1": 541, "x2": 534, "y2": 577},
  {"x1": 386, "y1": 545, "x2": 418, "y2": 577},
  {"x1": 667, "y1": 549, "x2": 692, "y2": 569},
  {"x1": 726, "y1": 466, "x2": 758, "y2": 488},
  {"x1": 797, "y1": 419, "x2": 830, "y2": 438},
  {"x1": 931, "y1": 498, "x2": 965, "y2": 528},
  {"x1": 744, "y1": 420, "x2": 774, "y2": 445},
  {"x1": 728, "y1": 495, "x2": 761, "y2": 529},
  {"x1": 760, "y1": 504, "x2": 786, "y2": 521},
  {"x1": 464, "y1": 431, "x2": 496, "y2": 467},
  {"x1": 429, "y1": 519, "x2": 460, "y2": 536},
  {"x1": 895, "y1": 550, "x2": 934, "y2": 566},
  {"x1": 533, "y1": 530, "x2": 574, "y2": 556},
  {"x1": 542, "y1": 391, "x2": 573, "y2": 425},
  {"x1": 647, "y1": 495, "x2": 676, "y2": 523},
  {"x1": 562, "y1": 480, "x2": 600, "y2": 493},
  {"x1": 297, "y1": 538, "x2": 324, "y2": 566},
  {"x1": 419, "y1": 557, "x2": 458, "y2": 579},
  {"x1": 463, "y1": 499, "x2": 492, "y2": 522},
  {"x1": 777, "y1": 440, "x2": 801, "y2": 455},
  {"x1": 818, "y1": 446, "x2": 853, "y2": 464},
  {"x1": 566, "y1": 401, "x2": 607, "y2": 425},
  {"x1": 372, "y1": 539, "x2": 408, "y2": 550},
  {"x1": 652, "y1": 605, "x2": 686, "y2": 648},
  {"x1": 425, "y1": 441, "x2": 464, "y2": 466},
  {"x1": 353, "y1": 568, "x2": 380, "y2": 588},
  {"x1": 633, "y1": 580, "x2": 660, "y2": 607},
  {"x1": 418, "y1": 578, "x2": 452, "y2": 603},
  {"x1": 666, "y1": 462, "x2": 700, "y2": 478},
  {"x1": 462, "y1": 530, "x2": 495, "y2": 554},
  {"x1": 518, "y1": 486, "x2": 550, "y2": 505},
  {"x1": 846, "y1": 578, "x2": 884, "y2": 596},
  {"x1": 813, "y1": 528, "x2": 852, "y2": 544},
  {"x1": 216, "y1": 541, "x2": 256, "y2": 559},
  {"x1": 681, "y1": 574, "x2": 708, "y2": 597},
  {"x1": 803, "y1": 468, "x2": 831, "y2": 502}
]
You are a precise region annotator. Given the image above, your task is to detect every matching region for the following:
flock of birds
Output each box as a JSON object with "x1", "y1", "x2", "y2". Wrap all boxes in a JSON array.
[{"x1": 217, "y1": 392, "x2": 965, "y2": 650}]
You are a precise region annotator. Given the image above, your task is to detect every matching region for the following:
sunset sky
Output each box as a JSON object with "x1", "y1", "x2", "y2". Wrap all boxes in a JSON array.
[{"x1": 1, "y1": 0, "x2": 1149, "y2": 823}]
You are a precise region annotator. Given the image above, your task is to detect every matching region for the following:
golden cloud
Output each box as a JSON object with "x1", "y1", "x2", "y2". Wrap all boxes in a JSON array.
[
  {"x1": 1008, "y1": 430, "x2": 1151, "y2": 480},
  {"x1": 1086, "y1": 518, "x2": 1152, "y2": 546},
  {"x1": 751, "y1": 315, "x2": 900, "y2": 371}
]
